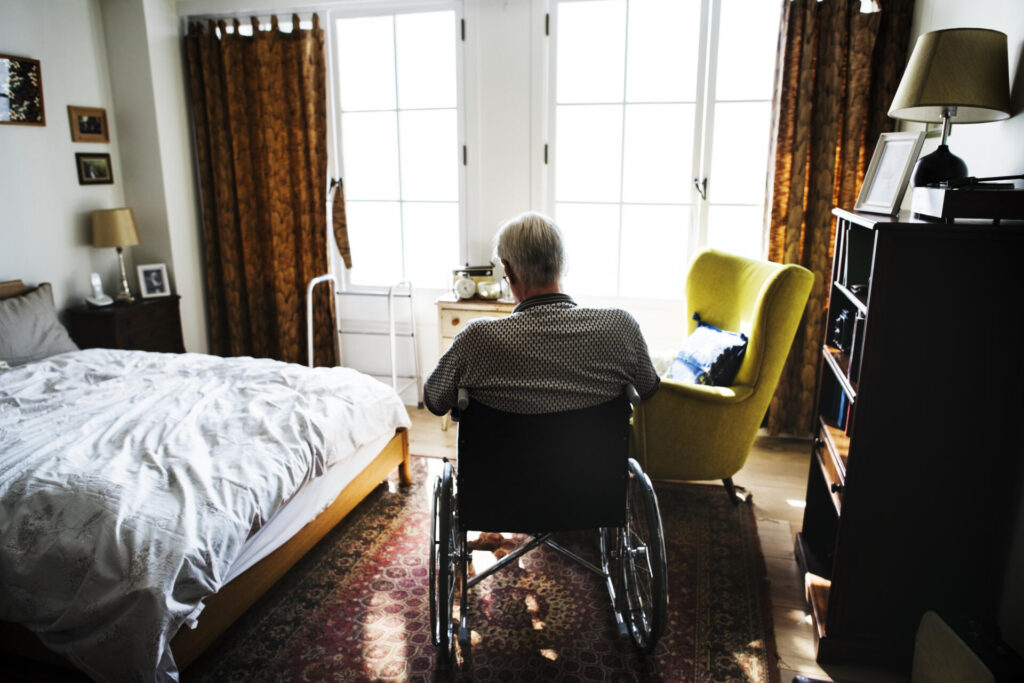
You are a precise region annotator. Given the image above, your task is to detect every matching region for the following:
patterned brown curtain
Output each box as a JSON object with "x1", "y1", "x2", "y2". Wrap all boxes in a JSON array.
[
  {"x1": 766, "y1": 0, "x2": 914, "y2": 436},
  {"x1": 184, "y1": 15, "x2": 337, "y2": 367}
]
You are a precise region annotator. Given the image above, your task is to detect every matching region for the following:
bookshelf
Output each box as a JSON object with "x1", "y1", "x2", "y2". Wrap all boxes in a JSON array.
[{"x1": 795, "y1": 208, "x2": 1024, "y2": 670}]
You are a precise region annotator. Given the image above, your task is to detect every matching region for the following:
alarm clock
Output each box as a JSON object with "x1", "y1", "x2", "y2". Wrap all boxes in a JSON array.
[{"x1": 454, "y1": 274, "x2": 477, "y2": 299}]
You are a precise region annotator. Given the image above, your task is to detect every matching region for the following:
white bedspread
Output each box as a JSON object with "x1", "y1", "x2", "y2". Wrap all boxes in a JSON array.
[{"x1": 0, "y1": 348, "x2": 410, "y2": 682}]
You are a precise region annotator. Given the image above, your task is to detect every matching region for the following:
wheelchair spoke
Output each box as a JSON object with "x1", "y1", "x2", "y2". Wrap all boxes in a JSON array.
[{"x1": 620, "y1": 459, "x2": 668, "y2": 654}]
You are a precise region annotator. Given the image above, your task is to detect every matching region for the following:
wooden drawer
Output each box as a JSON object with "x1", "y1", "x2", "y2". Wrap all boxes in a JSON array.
[
  {"x1": 439, "y1": 308, "x2": 505, "y2": 338},
  {"x1": 814, "y1": 429, "x2": 844, "y2": 515}
]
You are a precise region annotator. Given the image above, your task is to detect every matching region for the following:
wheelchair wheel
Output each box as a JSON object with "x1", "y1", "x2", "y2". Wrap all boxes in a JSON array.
[
  {"x1": 430, "y1": 460, "x2": 459, "y2": 662},
  {"x1": 620, "y1": 457, "x2": 668, "y2": 653}
]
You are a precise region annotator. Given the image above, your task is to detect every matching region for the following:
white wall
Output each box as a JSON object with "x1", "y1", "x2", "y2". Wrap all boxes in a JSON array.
[
  {"x1": 99, "y1": 0, "x2": 208, "y2": 352},
  {"x1": 0, "y1": 0, "x2": 126, "y2": 315}
]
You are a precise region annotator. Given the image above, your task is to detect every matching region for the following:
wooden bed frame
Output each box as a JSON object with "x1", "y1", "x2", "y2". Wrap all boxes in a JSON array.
[{"x1": 0, "y1": 279, "x2": 413, "y2": 670}]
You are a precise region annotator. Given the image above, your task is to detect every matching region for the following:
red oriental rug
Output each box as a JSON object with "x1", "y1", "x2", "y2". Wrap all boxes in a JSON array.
[{"x1": 188, "y1": 457, "x2": 779, "y2": 682}]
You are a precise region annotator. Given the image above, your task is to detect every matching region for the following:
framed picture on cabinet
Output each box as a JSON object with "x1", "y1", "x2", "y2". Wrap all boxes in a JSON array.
[
  {"x1": 137, "y1": 263, "x2": 170, "y2": 298},
  {"x1": 854, "y1": 131, "x2": 925, "y2": 215}
]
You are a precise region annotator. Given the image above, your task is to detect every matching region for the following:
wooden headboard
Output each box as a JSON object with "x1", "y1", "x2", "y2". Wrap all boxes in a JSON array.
[{"x1": 0, "y1": 280, "x2": 31, "y2": 300}]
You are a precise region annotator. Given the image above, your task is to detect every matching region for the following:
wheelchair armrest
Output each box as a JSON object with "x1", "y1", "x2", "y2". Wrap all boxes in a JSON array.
[
  {"x1": 625, "y1": 383, "x2": 641, "y2": 410},
  {"x1": 655, "y1": 379, "x2": 753, "y2": 404},
  {"x1": 457, "y1": 387, "x2": 470, "y2": 412}
]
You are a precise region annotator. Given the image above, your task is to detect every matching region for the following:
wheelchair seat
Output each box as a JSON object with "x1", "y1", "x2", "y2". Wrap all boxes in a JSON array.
[{"x1": 430, "y1": 385, "x2": 669, "y2": 664}]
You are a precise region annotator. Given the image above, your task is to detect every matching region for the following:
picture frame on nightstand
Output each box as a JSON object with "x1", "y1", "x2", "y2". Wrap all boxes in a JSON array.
[{"x1": 137, "y1": 263, "x2": 170, "y2": 298}]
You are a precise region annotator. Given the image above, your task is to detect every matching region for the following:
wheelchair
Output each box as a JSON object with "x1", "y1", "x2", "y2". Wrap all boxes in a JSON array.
[{"x1": 429, "y1": 384, "x2": 668, "y2": 663}]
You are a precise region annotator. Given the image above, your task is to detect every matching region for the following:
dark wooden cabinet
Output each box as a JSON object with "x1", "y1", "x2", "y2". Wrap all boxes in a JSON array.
[
  {"x1": 70, "y1": 296, "x2": 185, "y2": 353},
  {"x1": 796, "y1": 208, "x2": 1024, "y2": 670}
]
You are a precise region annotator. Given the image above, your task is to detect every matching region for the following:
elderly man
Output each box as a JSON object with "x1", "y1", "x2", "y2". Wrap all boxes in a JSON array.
[{"x1": 424, "y1": 212, "x2": 659, "y2": 416}]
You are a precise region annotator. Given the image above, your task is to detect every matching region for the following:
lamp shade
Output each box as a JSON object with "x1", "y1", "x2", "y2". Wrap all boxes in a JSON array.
[
  {"x1": 888, "y1": 28, "x2": 1011, "y2": 123},
  {"x1": 91, "y1": 208, "x2": 140, "y2": 248}
]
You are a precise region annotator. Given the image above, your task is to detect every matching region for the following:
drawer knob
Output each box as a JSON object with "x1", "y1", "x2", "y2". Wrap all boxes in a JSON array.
[
  {"x1": 451, "y1": 317, "x2": 460, "y2": 326},
  {"x1": 830, "y1": 482, "x2": 844, "y2": 494}
]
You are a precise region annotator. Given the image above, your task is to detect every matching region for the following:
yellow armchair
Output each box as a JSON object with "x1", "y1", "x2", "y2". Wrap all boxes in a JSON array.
[{"x1": 632, "y1": 249, "x2": 813, "y2": 502}]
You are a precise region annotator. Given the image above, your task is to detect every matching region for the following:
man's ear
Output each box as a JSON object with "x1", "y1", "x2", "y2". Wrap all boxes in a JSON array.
[{"x1": 502, "y1": 259, "x2": 516, "y2": 284}]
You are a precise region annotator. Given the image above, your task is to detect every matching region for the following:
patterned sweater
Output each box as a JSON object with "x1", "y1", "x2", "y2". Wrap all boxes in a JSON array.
[{"x1": 424, "y1": 293, "x2": 660, "y2": 415}]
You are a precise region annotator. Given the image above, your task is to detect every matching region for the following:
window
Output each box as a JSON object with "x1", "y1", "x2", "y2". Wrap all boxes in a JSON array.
[
  {"x1": 330, "y1": 3, "x2": 464, "y2": 289},
  {"x1": 547, "y1": 0, "x2": 782, "y2": 298}
]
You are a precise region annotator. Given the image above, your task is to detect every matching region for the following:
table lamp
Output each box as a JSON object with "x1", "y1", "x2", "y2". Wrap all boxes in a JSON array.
[
  {"x1": 92, "y1": 208, "x2": 141, "y2": 303},
  {"x1": 888, "y1": 27, "x2": 1011, "y2": 187}
]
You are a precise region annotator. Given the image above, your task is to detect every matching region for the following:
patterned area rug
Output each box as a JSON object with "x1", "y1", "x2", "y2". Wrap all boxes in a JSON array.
[{"x1": 189, "y1": 457, "x2": 779, "y2": 682}]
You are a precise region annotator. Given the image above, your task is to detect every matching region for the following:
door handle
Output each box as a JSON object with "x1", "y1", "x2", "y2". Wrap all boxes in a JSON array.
[{"x1": 693, "y1": 177, "x2": 707, "y2": 200}]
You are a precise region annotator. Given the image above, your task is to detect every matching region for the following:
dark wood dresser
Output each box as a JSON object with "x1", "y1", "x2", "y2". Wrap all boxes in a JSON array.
[
  {"x1": 796, "y1": 208, "x2": 1024, "y2": 670},
  {"x1": 70, "y1": 295, "x2": 185, "y2": 353}
]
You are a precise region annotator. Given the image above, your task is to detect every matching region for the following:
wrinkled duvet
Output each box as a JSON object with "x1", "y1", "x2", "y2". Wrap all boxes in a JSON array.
[{"x1": 0, "y1": 349, "x2": 410, "y2": 682}]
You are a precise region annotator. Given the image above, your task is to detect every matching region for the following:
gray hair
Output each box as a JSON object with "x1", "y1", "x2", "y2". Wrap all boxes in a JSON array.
[{"x1": 494, "y1": 212, "x2": 566, "y2": 289}]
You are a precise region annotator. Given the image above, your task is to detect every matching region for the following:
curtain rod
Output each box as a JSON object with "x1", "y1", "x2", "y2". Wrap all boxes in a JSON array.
[{"x1": 183, "y1": 0, "x2": 459, "y2": 24}]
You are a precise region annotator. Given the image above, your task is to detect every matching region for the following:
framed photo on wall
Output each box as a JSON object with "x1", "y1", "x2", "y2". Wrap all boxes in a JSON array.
[
  {"x1": 854, "y1": 131, "x2": 926, "y2": 215},
  {"x1": 67, "y1": 105, "x2": 109, "y2": 142},
  {"x1": 0, "y1": 53, "x2": 45, "y2": 125},
  {"x1": 137, "y1": 264, "x2": 170, "y2": 298},
  {"x1": 75, "y1": 153, "x2": 113, "y2": 185}
]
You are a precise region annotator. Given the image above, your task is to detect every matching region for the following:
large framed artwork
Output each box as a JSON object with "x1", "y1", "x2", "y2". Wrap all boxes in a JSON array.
[{"x1": 0, "y1": 54, "x2": 45, "y2": 126}]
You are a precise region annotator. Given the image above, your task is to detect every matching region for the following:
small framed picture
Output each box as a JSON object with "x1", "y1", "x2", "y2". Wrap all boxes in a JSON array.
[
  {"x1": 137, "y1": 264, "x2": 170, "y2": 298},
  {"x1": 854, "y1": 131, "x2": 926, "y2": 215},
  {"x1": 67, "y1": 105, "x2": 109, "y2": 142},
  {"x1": 0, "y1": 54, "x2": 45, "y2": 125},
  {"x1": 75, "y1": 152, "x2": 113, "y2": 185}
]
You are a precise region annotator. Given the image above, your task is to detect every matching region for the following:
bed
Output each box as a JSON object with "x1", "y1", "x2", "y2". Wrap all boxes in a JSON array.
[{"x1": 0, "y1": 279, "x2": 412, "y2": 681}]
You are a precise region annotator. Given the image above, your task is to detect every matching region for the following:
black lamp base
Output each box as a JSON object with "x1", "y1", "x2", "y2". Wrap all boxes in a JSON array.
[{"x1": 911, "y1": 144, "x2": 968, "y2": 187}]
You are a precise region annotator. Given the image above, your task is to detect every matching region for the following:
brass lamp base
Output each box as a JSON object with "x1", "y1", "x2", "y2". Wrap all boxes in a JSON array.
[{"x1": 115, "y1": 246, "x2": 135, "y2": 304}]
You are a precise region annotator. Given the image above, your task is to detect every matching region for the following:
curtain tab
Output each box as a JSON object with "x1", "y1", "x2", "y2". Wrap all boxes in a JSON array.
[{"x1": 271, "y1": 14, "x2": 279, "y2": 32}]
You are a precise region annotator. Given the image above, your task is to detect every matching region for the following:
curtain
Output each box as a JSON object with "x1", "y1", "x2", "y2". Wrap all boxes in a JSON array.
[
  {"x1": 766, "y1": 0, "x2": 914, "y2": 435},
  {"x1": 185, "y1": 15, "x2": 337, "y2": 367}
]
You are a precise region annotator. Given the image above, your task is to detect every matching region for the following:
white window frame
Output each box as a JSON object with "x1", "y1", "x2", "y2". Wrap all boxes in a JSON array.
[
  {"x1": 539, "y1": 0, "x2": 777, "y2": 296},
  {"x1": 326, "y1": 0, "x2": 469, "y2": 293}
]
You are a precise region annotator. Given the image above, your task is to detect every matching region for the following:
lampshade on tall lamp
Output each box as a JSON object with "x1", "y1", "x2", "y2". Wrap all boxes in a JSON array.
[
  {"x1": 92, "y1": 208, "x2": 141, "y2": 303},
  {"x1": 888, "y1": 28, "x2": 1011, "y2": 187}
]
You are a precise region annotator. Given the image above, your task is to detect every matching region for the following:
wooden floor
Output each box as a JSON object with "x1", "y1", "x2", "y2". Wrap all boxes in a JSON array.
[{"x1": 406, "y1": 406, "x2": 901, "y2": 683}]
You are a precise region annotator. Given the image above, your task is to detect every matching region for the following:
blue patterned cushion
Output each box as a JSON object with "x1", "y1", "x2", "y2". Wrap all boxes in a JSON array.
[{"x1": 667, "y1": 313, "x2": 747, "y2": 386}]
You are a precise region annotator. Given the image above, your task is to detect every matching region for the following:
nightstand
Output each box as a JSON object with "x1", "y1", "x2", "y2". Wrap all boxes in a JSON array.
[
  {"x1": 435, "y1": 293, "x2": 515, "y2": 429},
  {"x1": 70, "y1": 296, "x2": 185, "y2": 353}
]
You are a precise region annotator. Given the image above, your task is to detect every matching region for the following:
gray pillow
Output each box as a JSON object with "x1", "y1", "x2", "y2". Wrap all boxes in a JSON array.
[{"x1": 0, "y1": 283, "x2": 79, "y2": 366}]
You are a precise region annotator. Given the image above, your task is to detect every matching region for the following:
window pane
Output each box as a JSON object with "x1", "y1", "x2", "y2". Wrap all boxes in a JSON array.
[
  {"x1": 403, "y1": 202, "x2": 459, "y2": 289},
  {"x1": 708, "y1": 102, "x2": 772, "y2": 204},
  {"x1": 345, "y1": 201, "x2": 404, "y2": 286},
  {"x1": 626, "y1": 0, "x2": 702, "y2": 102},
  {"x1": 399, "y1": 109, "x2": 458, "y2": 201},
  {"x1": 396, "y1": 11, "x2": 456, "y2": 109},
  {"x1": 622, "y1": 104, "x2": 695, "y2": 203},
  {"x1": 619, "y1": 204, "x2": 689, "y2": 299},
  {"x1": 555, "y1": 203, "x2": 620, "y2": 296},
  {"x1": 336, "y1": 16, "x2": 396, "y2": 111},
  {"x1": 555, "y1": 105, "x2": 624, "y2": 202},
  {"x1": 556, "y1": 0, "x2": 626, "y2": 103},
  {"x1": 341, "y1": 112, "x2": 400, "y2": 200},
  {"x1": 715, "y1": 0, "x2": 782, "y2": 101},
  {"x1": 706, "y1": 205, "x2": 764, "y2": 260}
]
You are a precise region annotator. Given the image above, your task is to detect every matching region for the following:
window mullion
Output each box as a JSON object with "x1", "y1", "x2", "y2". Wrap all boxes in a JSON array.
[
  {"x1": 391, "y1": 15, "x2": 407, "y2": 283},
  {"x1": 614, "y1": 0, "x2": 631, "y2": 298},
  {"x1": 693, "y1": 0, "x2": 718, "y2": 255}
]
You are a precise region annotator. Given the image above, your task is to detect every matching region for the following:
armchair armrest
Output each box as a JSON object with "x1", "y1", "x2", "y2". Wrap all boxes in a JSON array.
[{"x1": 655, "y1": 379, "x2": 753, "y2": 404}]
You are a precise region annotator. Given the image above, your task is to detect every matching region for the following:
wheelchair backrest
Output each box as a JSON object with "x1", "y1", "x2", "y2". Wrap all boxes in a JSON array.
[{"x1": 456, "y1": 393, "x2": 631, "y2": 533}]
